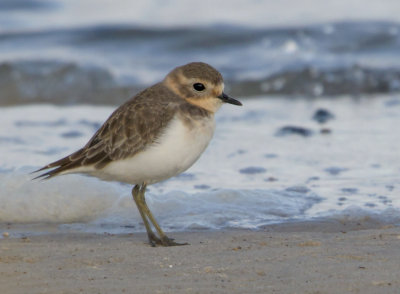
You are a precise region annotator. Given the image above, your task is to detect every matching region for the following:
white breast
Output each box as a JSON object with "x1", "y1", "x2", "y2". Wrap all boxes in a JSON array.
[{"x1": 88, "y1": 114, "x2": 215, "y2": 184}]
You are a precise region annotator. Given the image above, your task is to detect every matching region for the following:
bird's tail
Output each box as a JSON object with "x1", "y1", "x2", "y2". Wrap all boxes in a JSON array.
[{"x1": 31, "y1": 148, "x2": 86, "y2": 180}]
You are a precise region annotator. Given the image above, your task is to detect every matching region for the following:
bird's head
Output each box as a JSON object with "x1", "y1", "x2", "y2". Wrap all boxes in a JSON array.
[{"x1": 164, "y1": 62, "x2": 242, "y2": 113}]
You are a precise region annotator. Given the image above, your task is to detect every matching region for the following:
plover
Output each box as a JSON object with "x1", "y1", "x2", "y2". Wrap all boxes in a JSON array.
[{"x1": 34, "y1": 62, "x2": 242, "y2": 246}]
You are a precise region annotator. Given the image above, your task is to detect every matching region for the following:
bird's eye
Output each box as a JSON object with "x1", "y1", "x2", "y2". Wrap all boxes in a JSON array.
[{"x1": 193, "y1": 83, "x2": 205, "y2": 91}]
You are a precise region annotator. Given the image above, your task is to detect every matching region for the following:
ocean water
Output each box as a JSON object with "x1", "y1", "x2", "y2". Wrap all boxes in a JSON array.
[
  {"x1": 1, "y1": 1, "x2": 400, "y2": 105},
  {"x1": 1, "y1": 0, "x2": 400, "y2": 235},
  {"x1": 1, "y1": 97, "x2": 400, "y2": 235}
]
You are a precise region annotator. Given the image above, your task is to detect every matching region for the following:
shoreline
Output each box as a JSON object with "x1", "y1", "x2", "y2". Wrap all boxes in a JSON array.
[
  {"x1": 1, "y1": 213, "x2": 398, "y2": 238},
  {"x1": 1, "y1": 220, "x2": 399, "y2": 294}
]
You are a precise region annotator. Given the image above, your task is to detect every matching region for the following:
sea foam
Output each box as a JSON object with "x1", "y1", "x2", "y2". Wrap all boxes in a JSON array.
[{"x1": 1, "y1": 98, "x2": 399, "y2": 234}]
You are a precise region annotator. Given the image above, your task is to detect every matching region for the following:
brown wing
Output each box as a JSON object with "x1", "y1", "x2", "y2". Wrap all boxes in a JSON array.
[{"x1": 34, "y1": 83, "x2": 180, "y2": 179}]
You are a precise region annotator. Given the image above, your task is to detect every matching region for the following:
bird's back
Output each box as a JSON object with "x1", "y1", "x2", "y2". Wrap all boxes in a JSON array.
[{"x1": 34, "y1": 83, "x2": 187, "y2": 179}]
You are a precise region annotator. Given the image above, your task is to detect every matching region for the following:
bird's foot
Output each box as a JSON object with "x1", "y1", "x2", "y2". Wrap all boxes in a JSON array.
[
  {"x1": 160, "y1": 236, "x2": 189, "y2": 247},
  {"x1": 147, "y1": 232, "x2": 162, "y2": 247},
  {"x1": 147, "y1": 233, "x2": 189, "y2": 247}
]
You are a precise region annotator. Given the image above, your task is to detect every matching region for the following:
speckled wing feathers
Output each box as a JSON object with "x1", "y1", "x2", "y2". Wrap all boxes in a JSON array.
[{"x1": 34, "y1": 84, "x2": 181, "y2": 179}]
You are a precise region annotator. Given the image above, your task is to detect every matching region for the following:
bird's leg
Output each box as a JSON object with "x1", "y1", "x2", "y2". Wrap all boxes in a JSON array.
[
  {"x1": 138, "y1": 184, "x2": 188, "y2": 247},
  {"x1": 132, "y1": 184, "x2": 161, "y2": 246}
]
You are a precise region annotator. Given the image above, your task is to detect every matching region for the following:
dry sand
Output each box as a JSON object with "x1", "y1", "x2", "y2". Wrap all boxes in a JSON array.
[{"x1": 1, "y1": 220, "x2": 400, "y2": 294}]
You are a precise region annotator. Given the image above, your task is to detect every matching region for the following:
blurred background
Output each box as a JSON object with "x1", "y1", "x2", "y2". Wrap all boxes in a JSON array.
[
  {"x1": 1, "y1": 0, "x2": 400, "y2": 105},
  {"x1": 0, "y1": 0, "x2": 399, "y2": 233}
]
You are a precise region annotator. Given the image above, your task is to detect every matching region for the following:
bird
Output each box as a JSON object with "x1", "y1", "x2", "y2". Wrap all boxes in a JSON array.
[{"x1": 34, "y1": 62, "x2": 242, "y2": 246}]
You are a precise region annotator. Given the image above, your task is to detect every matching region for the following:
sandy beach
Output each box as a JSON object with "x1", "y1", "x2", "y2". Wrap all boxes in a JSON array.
[{"x1": 1, "y1": 220, "x2": 399, "y2": 294}]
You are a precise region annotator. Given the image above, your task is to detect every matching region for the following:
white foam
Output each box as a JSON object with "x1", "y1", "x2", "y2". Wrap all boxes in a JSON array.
[
  {"x1": 0, "y1": 168, "x2": 122, "y2": 223},
  {"x1": 1, "y1": 97, "x2": 400, "y2": 233},
  {"x1": 0, "y1": 168, "x2": 322, "y2": 233}
]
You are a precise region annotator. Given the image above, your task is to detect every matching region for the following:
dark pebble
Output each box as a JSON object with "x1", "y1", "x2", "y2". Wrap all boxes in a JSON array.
[
  {"x1": 386, "y1": 185, "x2": 394, "y2": 191},
  {"x1": 378, "y1": 195, "x2": 392, "y2": 205},
  {"x1": 312, "y1": 108, "x2": 335, "y2": 124},
  {"x1": 320, "y1": 128, "x2": 332, "y2": 134},
  {"x1": 264, "y1": 177, "x2": 278, "y2": 182},
  {"x1": 276, "y1": 126, "x2": 313, "y2": 137},
  {"x1": 324, "y1": 167, "x2": 348, "y2": 175}
]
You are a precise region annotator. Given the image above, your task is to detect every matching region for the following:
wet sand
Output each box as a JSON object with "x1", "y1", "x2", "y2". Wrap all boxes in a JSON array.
[{"x1": 1, "y1": 220, "x2": 399, "y2": 294}]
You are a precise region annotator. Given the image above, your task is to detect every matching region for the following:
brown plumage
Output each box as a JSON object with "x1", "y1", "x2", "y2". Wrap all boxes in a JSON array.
[
  {"x1": 34, "y1": 82, "x2": 210, "y2": 179},
  {"x1": 34, "y1": 62, "x2": 242, "y2": 246}
]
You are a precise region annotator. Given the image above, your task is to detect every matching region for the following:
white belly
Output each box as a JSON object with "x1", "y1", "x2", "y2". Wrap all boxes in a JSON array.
[{"x1": 87, "y1": 115, "x2": 215, "y2": 184}]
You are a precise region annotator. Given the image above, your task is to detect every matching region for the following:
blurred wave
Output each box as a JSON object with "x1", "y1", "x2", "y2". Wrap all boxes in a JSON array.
[{"x1": 1, "y1": 21, "x2": 400, "y2": 105}]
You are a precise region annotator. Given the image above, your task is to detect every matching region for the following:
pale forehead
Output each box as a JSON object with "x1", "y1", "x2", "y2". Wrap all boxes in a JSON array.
[{"x1": 176, "y1": 62, "x2": 223, "y2": 85}]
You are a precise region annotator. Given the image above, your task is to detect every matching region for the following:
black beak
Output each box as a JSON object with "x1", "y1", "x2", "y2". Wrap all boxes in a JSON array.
[{"x1": 218, "y1": 92, "x2": 242, "y2": 106}]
